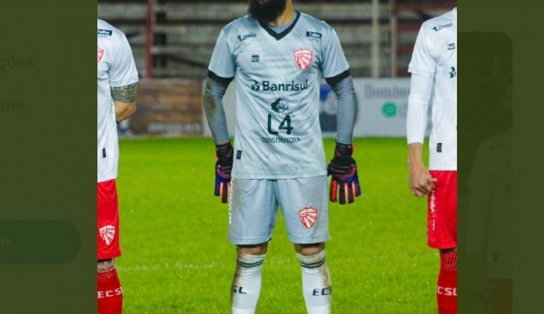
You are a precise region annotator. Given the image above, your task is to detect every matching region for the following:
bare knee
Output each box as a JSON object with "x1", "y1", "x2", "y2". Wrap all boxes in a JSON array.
[
  {"x1": 97, "y1": 259, "x2": 115, "y2": 272},
  {"x1": 237, "y1": 243, "x2": 268, "y2": 256},
  {"x1": 294, "y1": 242, "x2": 324, "y2": 256}
]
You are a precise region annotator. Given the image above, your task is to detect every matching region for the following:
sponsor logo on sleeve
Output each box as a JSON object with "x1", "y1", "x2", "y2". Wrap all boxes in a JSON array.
[
  {"x1": 432, "y1": 23, "x2": 453, "y2": 32},
  {"x1": 238, "y1": 33, "x2": 257, "y2": 42},
  {"x1": 306, "y1": 31, "x2": 322, "y2": 40},
  {"x1": 97, "y1": 29, "x2": 113, "y2": 37},
  {"x1": 448, "y1": 43, "x2": 456, "y2": 50}
]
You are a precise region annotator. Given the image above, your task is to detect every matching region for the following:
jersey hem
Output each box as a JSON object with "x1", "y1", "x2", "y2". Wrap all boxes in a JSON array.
[
  {"x1": 428, "y1": 167, "x2": 457, "y2": 171},
  {"x1": 98, "y1": 174, "x2": 118, "y2": 183},
  {"x1": 232, "y1": 171, "x2": 327, "y2": 180}
]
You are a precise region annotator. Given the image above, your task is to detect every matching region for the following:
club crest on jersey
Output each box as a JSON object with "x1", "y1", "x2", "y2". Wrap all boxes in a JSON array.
[
  {"x1": 97, "y1": 47, "x2": 104, "y2": 63},
  {"x1": 299, "y1": 207, "x2": 318, "y2": 229},
  {"x1": 294, "y1": 49, "x2": 313, "y2": 71},
  {"x1": 99, "y1": 225, "x2": 116, "y2": 245}
]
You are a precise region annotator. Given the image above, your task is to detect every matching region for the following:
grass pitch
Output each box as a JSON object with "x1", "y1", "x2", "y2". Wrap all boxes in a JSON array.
[{"x1": 116, "y1": 137, "x2": 435, "y2": 313}]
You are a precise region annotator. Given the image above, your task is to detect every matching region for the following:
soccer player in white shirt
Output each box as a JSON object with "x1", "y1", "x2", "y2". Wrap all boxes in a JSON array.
[
  {"x1": 97, "y1": 19, "x2": 139, "y2": 314},
  {"x1": 203, "y1": 0, "x2": 360, "y2": 313},
  {"x1": 406, "y1": 8, "x2": 457, "y2": 314}
]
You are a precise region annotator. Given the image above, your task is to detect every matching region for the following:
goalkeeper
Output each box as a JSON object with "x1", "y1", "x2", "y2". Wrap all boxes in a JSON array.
[{"x1": 202, "y1": 0, "x2": 359, "y2": 313}]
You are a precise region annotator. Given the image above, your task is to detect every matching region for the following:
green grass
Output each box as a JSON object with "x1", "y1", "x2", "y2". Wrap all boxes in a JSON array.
[{"x1": 116, "y1": 137, "x2": 436, "y2": 313}]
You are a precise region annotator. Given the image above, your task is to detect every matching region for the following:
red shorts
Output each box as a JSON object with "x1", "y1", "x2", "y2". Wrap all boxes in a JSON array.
[
  {"x1": 428, "y1": 171, "x2": 457, "y2": 249},
  {"x1": 97, "y1": 179, "x2": 121, "y2": 260}
]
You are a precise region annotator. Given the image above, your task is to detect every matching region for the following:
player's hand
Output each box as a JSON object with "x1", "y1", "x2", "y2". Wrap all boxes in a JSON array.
[
  {"x1": 328, "y1": 143, "x2": 361, "y2": 204},
  {"x1": 408, "y1": 162, "x2": 437, "y2": 197},
  {"x1": 215, "y1": 142, "x2": 233, "y2": 203}
]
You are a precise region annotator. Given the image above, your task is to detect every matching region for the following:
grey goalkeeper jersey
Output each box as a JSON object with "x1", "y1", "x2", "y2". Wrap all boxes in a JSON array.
[{"x1": 209, "y1": 11, "x2": 350, "y2": 179}]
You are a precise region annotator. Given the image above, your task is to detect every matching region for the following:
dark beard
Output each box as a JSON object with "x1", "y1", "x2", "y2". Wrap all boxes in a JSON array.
[{"x1": 248, "y1": 0, "x2": 287, "y2": 24}]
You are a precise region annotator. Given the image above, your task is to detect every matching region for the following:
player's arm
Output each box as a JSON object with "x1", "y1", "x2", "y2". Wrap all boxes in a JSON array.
[
  {"x1": 203, "y1": 28, "x2": 235, "y2": 203},
  {"x1": 203, "y1": 74, "x2": 231, "y2": 145},
  {"x1": 407, "y1": 73, "x2": 436, "y2": 197},
  {"x1": 407, "y1": 24, "x2": 438, "y2": 197},
  {"x1": 112, "y1": 82, "x2": 138, "y2": 122},
  {"x1": 326, "y1": 74, "x2": 361, "y2": 204},
  {"x1": 203, "y1": 75, "x2": 233, "y2": 203},
  {"x1": 320, "y1": 26, "x2": 361, "y2": 204},
  {"x1": 109, "y1": 32, "x2": 139, "y2": 122},
  {"x1": 329, "y1": 74, "x2": 356, "y2": 145}
]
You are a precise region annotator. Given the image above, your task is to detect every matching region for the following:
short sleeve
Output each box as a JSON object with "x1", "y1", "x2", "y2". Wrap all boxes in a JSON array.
[
  {"x1": 408, "y1": 25, "x2": 437, "y2": 75},
  {"x1": 109, "y1": 33, "x2": 139, "y2": 87},
  {"x1": 321, "y1": 27, "x2": 350, "y2": 82},
  {"x1": 208, "y1": 29, "x2": 235, "y2": 80}
]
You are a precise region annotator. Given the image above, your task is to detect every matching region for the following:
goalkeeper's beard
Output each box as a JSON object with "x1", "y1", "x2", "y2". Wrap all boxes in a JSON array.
[{"x1": 248, "y1": 0, "x2": 287, "y2": 24}]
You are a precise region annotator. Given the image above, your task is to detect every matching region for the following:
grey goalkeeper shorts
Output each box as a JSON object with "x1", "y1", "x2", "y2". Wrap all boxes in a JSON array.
[{"x1": 228, "y1": 176, "x2": 329, "y2": 245}]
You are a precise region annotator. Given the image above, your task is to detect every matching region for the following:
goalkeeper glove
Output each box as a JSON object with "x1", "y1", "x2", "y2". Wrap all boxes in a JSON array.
[
  {"x1": 214, "y1": 142, "x2": 233, "y2": 203},
  {"x1": 328, "y1": 143, "x2": 361, "y2": 204}
]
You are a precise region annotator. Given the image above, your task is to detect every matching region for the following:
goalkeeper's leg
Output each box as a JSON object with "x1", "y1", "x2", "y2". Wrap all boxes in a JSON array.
[
  {"x1": 275, "y1": 177, "x2": 331, "y2": 313},
  {"x1": 228, "y1": 179, "x2": 278, "y2": 313},
  {"x1": 231, "y1": 244, "x2": 268, "y2": 314},
  {"x1": 296, "y1": 243, "x2": 331, "y2": 314}
]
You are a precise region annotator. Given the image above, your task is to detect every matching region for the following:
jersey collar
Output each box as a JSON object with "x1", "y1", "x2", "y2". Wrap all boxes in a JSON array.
[{"x1": 259, "y1": 11, "x2": 301, "y2": 41}]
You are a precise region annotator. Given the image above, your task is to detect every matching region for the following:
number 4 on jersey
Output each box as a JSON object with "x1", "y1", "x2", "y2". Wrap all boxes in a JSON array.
[{"x1": 268, "y1": 114, "x2": 293, "y2": 135}]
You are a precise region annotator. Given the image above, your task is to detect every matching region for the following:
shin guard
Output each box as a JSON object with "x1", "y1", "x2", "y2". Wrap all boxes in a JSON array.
[{"x1": 297, "y1": 250, "x2": 332, "y2": 314}]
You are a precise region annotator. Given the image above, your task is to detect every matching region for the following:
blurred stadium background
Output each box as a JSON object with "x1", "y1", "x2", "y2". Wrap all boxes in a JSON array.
[
  {"x1": 98, "y1": 1, "x2": 456, "y2": 313},
  {"x1": 98, "y1": 0, "x2": 455, "y2": 138}
]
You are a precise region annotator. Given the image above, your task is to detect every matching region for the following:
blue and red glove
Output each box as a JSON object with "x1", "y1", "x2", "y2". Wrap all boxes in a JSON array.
[
  {"x1": 214, "y1": 142, "x2": 233, "y2": 203},
  {"x1": 328, "y1": 143, "x2": 361, "y2": 204}
]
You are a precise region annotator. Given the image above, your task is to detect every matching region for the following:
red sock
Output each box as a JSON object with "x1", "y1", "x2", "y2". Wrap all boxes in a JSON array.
[
  {"x1": 97, "y1": 267, "x2": 123, "y2": 314},
  {"x1": 437, "y1": 250, "x2": 457, "y2": 314}
]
